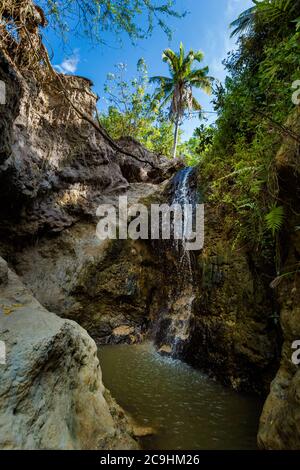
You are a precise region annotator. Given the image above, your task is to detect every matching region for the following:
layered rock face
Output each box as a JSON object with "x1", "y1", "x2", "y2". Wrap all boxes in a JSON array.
[
  {"x1": 0, "y1": 5, "x2": 180, "y2": 344},
  {"x1": 258, "y1": 109, "x2": 300, "y2": 449},
  {"x1": 0, "y1": 257, "x2": 138, "y2": 449},
  {"x1": 151, "y1": 218, "x2": 279, "y2": 394},
  {"x1": 13, "y1": 185, "x2": 166, "y2": 344},
  {"x1": 0, "y1": 47, "x2": 175, "y2": 247}
]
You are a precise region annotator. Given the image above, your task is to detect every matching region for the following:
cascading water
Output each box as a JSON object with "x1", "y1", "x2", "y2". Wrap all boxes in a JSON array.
[
  {"x1": 153, "y1": 167, "x2": 199, "y2": 358},
  {"x1": 171, "y1": 166, "x2": 197, "y2": 278}
]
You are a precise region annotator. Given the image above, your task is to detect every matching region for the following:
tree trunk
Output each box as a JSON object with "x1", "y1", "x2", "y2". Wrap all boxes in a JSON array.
[{"x1": 172, "y1": 115, "x2": 180, "y2": 159}]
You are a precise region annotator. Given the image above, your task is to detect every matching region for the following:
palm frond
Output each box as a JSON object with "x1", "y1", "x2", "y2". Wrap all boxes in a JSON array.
[
  {"x1": 256, "y1": 0, "x2": 296, "y2": 23},
  {"x1": 162, "y1": 48, "x2": 179, "y2": 73},
  {"x1": 179, "y1": 42, "x2": 185, "y2": 66},
  {"x1": 158, "y1": 91, "x2": 173, "y2": 109},
  {"x1": 187, "y1": 67, "x2": 209, "y2": 81},
  {"x1": 149, "y1": 76, "x2": 173, "y2": 85},
  {"x1": 230, "y1": 0, "x2": 299, "y2": 38},
  {"x1": 230, "y1": 6, "x2": 256, "y2": 37},
  {"x1": 190, "y1": 76, "x2": 213, "y2": 95},
  {"x1": 191, "y1": 97, "x2": 202, "y2": 111},
  {"x1": 152, "y1": 81, "x2": 174, "y2": 102},
  {"x1": 182, "y1": 50, "x2": 195, "y2": 70},
  {"x1": 192, "y1": 51, "x2": 205, "y2": 63}
]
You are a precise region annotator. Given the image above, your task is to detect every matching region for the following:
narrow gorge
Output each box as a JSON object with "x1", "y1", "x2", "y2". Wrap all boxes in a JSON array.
[{"x1": 0, "y1": 0, "x2": 300, "y2": 453}]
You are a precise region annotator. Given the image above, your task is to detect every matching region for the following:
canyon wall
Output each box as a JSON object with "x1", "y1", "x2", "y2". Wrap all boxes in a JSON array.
[
  {"x1": 1, "y1": 0, "x2": 300, "y2": 450},
  {"x1": 0, "y1": 4, "x2": 176, "y2": 449}
]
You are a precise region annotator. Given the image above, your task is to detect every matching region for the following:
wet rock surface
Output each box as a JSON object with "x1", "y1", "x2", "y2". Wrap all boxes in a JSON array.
[
  {"x1": 182, "y1": 201, "x2": 280, "y2": 394},
  {"x1": 145, "y1": 168, "x2": 279, "y2": 395}
]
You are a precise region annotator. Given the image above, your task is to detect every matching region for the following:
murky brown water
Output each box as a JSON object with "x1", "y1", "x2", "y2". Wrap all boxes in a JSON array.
[{"x1": 98, "y1": 342, "x2": 263, "y2": 450}]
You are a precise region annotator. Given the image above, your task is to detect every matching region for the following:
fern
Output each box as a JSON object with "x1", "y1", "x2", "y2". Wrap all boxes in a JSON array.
[
  {"x1": 293, "y1": 16, "x2": 300, "y2": 31},
  {"x1": 265, "y1": 205, "x2": 284, "y2": 236}
]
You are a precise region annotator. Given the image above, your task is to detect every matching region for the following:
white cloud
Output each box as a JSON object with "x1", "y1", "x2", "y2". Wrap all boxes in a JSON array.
[{"x1": 54, "y1": 50, "x2": 80, "y2": 74}]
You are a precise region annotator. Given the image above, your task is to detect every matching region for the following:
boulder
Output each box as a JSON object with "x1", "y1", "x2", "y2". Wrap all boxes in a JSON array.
[{"x1": 0, "y1": 259, "x2": 138, "y2": 449}]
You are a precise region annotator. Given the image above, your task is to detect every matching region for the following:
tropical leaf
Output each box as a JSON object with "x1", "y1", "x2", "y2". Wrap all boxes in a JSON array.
[
  {"x1": 292, "y1": 16, "x2": 300, "y2": 30},
  {"x1": 162, "y1": 49, "x2": 179, "y2": 74},
  {"x1": 179, "y1": 42, "x2": 185, "y2": 66},
  {"x1": 265, "y1": 205, "x2": 285, "y2": 236},
  {"x1": 191, "y1": 96, "x2": 202, "y2": 111}
]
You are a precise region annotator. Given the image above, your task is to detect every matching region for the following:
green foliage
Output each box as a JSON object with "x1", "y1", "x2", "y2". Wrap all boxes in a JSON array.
[
  {"x1": 199, "y1": 0, "x2": 300, "y2": 257},
  {"x1": 178, "y1": 125, "x2": 214, "y2": 166},
  {"x1": 265, "y1": 205, "x2": 285, "y2": 237},
  {"x1": 38, "y1": 0, "x2": 185, "y2": 43},
  {"x1": 230, "y1": 0, "x2": 300, "y2": 37},
  {"x1": 99, "y1": 60, "x2": 176, "y2": 157}
]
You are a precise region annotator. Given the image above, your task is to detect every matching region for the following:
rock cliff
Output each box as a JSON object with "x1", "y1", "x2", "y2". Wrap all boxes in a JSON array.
[{"x1": 258, "y1": 108, "x2": 300, "y2": 449}]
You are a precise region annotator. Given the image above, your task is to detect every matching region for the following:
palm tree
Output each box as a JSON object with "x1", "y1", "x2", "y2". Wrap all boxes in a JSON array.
[{"x1": 150, "y1": 43, "x2": 212, "y2": 158}]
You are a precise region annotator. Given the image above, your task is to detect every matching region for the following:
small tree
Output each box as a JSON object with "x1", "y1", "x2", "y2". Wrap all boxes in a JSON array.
[{"x1": 100, "y1": 59, "x2": 175, "y2": 156}]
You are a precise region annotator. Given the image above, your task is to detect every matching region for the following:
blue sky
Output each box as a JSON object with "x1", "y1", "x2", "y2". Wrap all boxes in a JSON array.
[{"x1": 44, "y1": 0, "x2": 253, "y2": 139}]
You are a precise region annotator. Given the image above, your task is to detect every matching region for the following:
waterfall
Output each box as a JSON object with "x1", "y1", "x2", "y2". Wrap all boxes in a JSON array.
[
  {"x1": 171, "y1": 166, "x2": 196, "y2": 278},
  {"x1": 153, "y1": 167, "x2": 198, "y2": 359}
]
